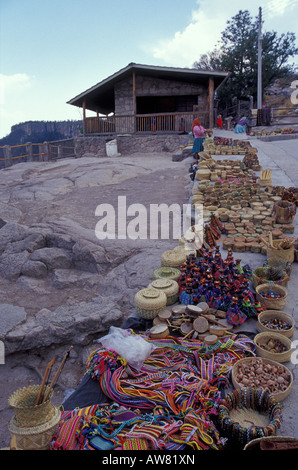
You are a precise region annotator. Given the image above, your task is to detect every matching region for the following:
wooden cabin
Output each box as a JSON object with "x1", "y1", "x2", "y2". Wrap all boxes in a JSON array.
[{"x1": 67, "y1": 63, "x2": 229, "y2": 135}]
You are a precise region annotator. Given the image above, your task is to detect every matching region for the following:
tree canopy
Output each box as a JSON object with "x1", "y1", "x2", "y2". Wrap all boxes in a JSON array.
[{"x1": 193, "y1": 10, "x2": 298, "y2": 110}]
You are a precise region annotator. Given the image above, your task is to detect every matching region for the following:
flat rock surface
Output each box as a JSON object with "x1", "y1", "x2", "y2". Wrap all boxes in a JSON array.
[{"x1": 0, "y1": 151, "x2": 192, "y2": 447}]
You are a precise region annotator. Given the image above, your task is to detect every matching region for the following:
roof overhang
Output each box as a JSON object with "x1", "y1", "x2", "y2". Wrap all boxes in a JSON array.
[{"x1": 67, "y1": 63, "x2": 230, "y2": 115}]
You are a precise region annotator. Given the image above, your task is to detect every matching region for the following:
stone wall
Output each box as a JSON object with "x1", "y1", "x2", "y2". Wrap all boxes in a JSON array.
[
  {"x1": 136, "y1": 74, "x2": 206, "y2": 100},
  {"x1": 75, "y1": 134, "x2": 191, "y2": 157},
  {"x1": 114, "y1": 74, "x2": 208, "y2": 116}
]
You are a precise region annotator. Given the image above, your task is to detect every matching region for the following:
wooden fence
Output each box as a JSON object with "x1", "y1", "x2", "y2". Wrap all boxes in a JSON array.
[
  {"x1": 270, "y1": 107, "x2": 298, "y2": 125},
  {"x1": 84, "y1": 111, "x2": 209, "y2": 135},
  {"x1": 0, "y1": 138, "x2": 76, "y2": 169}
]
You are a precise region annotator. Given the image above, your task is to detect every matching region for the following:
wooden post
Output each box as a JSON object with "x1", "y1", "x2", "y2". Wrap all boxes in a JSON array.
[
  {"x1": 39, "y1": 142, "x2": 47, "y2": 162},
  {"x1": 26, "y1": 142, "x2": 33, "y2": 162},
  {"x1": 4, "y1": 145, "x2": 12, "y2": 167},
  {"x1": 58, "y1": 144, "x2": 62, "y2": 160},
  {"x1": 208, "y1": 77, "x2": 214, "y2": 128},
  {"x1": 96, "y1": 110, "x2": 99, "y2": 133},
  {"x1": 82, "y1": 100, "x2": 86, "y2": 135}
]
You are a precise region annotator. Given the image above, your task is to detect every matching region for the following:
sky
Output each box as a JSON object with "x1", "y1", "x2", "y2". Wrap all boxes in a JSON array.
[{"x1": 0, "y1": 0, "x2": 297, "y2": 138}]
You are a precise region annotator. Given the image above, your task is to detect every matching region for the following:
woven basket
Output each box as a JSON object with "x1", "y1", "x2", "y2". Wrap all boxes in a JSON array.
[
  {"x1": 259, "y1": 178, "x2": 272, "y2": 187},
  {"x1": 254, "y1": 332, "x2": 292, "y2": 363},
  {"x1": 8, "y1": 385, "x2": 55, "y2": 428},
  {"x1": 161, "y1": 248, "x2": 187, "y2": 269},
  {"x1": 198, "y1": 151, "x2": 212, "y2": 160},
  {"x1": 273, "y1": 200, "x2": 296, "y2": 224},
  {"x1": 135, "y1": 288, "x2": 167, "y2": 319},
  {"x1": 231, "y1": 357, "x2": 293, "y2": 402},
  {"x1": 218, "y1": 387, "x2": 282, "y2": 446},
  {"x1": 252, "y1": 267, "x2": 289, "y2": 288},
  {"x1": 266, "y1": 240, "x2": 294, "y2": 265},
  {"x1": 196, "y1": 169, "x2": 211, "y2": 181},
  {"x1": 255, "y1": 283, "x2": 288, "y2": 310},
  {"x1": 153, "y1": 267, "x2": 181, "y2": 282},
  {"x1": 148, "y1": 279, "x2": 179, "y2": 306},
  {"x1": 9, "y1": 407, "x2": 61, "y2": 450},
  {"x1": 244, "y1": 436, "x2": 298, "y2": 450},
  {"x1": 256, "y1": 310, "x2": 294, "y2": 338}
]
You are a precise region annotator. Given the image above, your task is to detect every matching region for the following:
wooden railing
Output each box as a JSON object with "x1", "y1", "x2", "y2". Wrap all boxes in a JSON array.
[
  {"x1": 271, "y1": 107, "x2": 298, "y2": 125},
  {"x1": 0, "y1": 138, "x2": 76, "y2": 169},
  {"x1": 84, "y1": 112, "x2": 209, "y2": 135}
]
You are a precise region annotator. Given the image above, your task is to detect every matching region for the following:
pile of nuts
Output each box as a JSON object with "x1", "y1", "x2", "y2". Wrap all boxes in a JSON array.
[
  {"x1": 258, "y1": 338, "x2": 288, "y2": 353},
  {"x1": 234, "y1": 357, "x2": 291, "y2": 394}
]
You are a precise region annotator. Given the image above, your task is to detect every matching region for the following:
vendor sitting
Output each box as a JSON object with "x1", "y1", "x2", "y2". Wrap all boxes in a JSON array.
[{"x1": 235, "y1": 116, "x2": 250, "y2": 134}]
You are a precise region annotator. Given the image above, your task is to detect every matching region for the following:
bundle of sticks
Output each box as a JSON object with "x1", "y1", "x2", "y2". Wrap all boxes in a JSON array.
[
  {"x1": 260, "y1": 168, "x2": 272, "y2": 181},
  {"x1": 35, "y1": 346, "x2": 73, "y2": 405}
]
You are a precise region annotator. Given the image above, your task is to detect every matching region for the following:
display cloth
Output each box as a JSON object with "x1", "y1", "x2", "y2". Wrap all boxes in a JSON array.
[{"x1": 51, "y1": 328, "x2": 256, "y2": 450}]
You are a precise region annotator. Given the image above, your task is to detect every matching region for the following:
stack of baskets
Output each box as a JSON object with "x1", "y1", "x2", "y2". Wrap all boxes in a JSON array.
[
  {"x1": 8, "y1": 385, "x2": 61, "y2": 450},
  {"x1": 153, "y1": 266, "x2": 181, "y2": 282},
  {"x1": 196, "y1": 169, "x2": 211, "y2": 181},
  {"x1": 134, "y1": 288, "x2": 167, "y2": 320},
  {"x1": 161, "y1": 247, "x2": 189, "y2": 269},
  {"x1": 148, "y1": 279, "x2": 179, "y2": 306}
]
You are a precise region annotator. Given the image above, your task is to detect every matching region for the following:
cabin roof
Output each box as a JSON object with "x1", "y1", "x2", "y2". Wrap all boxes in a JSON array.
[{"x1": 67, "y1": 63, "x2": 229, "y2": 115}]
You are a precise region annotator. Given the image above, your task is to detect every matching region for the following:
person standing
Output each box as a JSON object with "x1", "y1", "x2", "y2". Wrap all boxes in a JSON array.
[
  {"x1": 191, "y1": 118, "x2": 206, "y2": 161},
  {"x1": 216, "y1": 114, "x2": 223, "y2": 129}
]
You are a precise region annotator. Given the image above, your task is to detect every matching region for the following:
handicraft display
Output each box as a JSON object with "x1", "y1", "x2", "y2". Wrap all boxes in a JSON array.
[{"x1": 178, "y1": 247, "x2": 261, "y2": 326}]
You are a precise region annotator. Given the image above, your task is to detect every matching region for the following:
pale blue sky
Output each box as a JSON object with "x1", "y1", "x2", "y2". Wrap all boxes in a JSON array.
[{"x1": 0, "y1": 0, "x2": 297, "y2": 138}]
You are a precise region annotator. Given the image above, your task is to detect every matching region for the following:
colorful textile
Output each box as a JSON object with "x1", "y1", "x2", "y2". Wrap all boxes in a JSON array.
[
  {"x1": 51, "y1": 405, "x2": 100, "y2": 450},
  {"x1": 51, "y1": 332, "x2": 255, "y2": 451},
  {"x1": 235, "y1": 116, "x2": 249, "y2": 134},
  {"x1": 235, "y1": 124, "x2": 246, "y2": 133}
]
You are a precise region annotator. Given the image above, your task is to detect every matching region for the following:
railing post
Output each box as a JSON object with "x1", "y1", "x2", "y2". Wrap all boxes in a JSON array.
[
  {"x1": 74, "y1": 138, "x2": 79, "y2": 158},
  {"x1": 57, "y1": 144, "x2": 62, "y2": 159},
  {"x1": 26, "y1": 142, "x2": 33, "y2": 162},
  {"x1": 42, "y1": 142, "x2": 49, "y2": 161},
  {"x1": 4, "y1": 145, "x2": 12, "y2": 167}
]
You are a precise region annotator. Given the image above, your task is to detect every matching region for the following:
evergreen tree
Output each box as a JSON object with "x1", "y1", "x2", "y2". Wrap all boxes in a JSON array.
[{"x1": 194, "y1": 10, "x2": 298, "y2": 110}]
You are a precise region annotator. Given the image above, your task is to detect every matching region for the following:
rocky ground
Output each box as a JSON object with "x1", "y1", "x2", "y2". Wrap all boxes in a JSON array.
[
  {"x1": 1, "y1": 129, "x2": 297, "y2": 449},
  {"x1": 0, "y1": 152, "x2": 193, "y2": 448}
]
